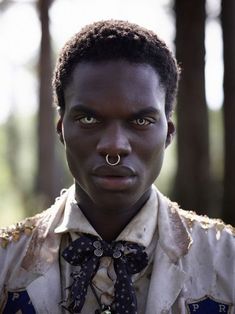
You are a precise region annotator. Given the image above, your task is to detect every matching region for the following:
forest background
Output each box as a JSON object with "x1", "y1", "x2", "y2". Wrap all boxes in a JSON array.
[{"x1": 0, "y1": 0, "x2": 235, "y2": 227}]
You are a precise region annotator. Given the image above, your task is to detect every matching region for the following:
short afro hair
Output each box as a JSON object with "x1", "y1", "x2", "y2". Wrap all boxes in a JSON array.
[{"x1": 53, "y1": 19, "x2": 180, "y2": 118}]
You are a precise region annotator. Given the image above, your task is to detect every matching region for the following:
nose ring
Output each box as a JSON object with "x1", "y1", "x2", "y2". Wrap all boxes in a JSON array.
[{"x1": 105, "y1": 154, "x2": 121, "y2": 166}]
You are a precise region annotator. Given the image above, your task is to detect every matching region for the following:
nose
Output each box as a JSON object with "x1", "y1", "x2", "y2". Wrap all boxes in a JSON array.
[{"x1": 96, "y1": 122, "x2": 132, "y2": 157}]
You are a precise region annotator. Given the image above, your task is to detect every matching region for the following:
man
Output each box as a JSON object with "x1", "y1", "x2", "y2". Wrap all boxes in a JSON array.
[{"x1": 0, "y1": 20, "x2": 234, "y2": 314}]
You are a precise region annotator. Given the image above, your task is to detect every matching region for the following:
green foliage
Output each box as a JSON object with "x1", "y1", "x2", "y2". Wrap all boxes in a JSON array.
[
  {"x1": 0, "y1": 121, "x2": 24, "y2": 227},
  {"x1": 0, "y1": 126, "x2": 11, "y2": 190},
  {"x1": 209, "y1": 109, "x2": 224, "y2": 180},
  {"x1": 0, "y1": 113, "x2": 36, "y2": 227},
  {"x1": 0, "y1": 112, "x2": 72, "y2": 227}
]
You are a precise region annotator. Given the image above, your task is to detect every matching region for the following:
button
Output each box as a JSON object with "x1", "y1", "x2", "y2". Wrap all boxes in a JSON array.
[
  {"x1": 113, "y1": 250, "x2": 122, "y2": 259},
  {"x1": 93, "y1": 240, "x2": 102, "y2": 249},
  {"x1": 115, "y1": 243, "x2": 124, "y2": 251},
  {"x1": 94, "y1": 248, "x2": 103, "y2": 257}
]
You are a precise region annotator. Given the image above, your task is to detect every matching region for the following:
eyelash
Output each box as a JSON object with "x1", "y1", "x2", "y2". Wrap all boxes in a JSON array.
[
  {"x1": 76, "y1": 115, "x2": 155, "y2": 127},
  {"x1": 78, "y1": 116, "x2": 100, "y2": 124},
  {"x1": 131, "y1": 118, "x2": 154, "y2": 126}
]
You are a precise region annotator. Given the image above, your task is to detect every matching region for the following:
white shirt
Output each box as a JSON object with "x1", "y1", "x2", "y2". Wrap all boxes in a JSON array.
[
  {"x1": 54, "y1": 185, "x2": 158, "y2": 313},
  {"x1": 1, "y1": 185, "x2": 235, "y2": 313}
]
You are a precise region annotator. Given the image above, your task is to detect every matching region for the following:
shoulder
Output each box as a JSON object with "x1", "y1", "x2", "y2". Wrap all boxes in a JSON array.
[
  {"x1": 177, "y1": 206, "x2": 235, "y2": 237},
  {"x1": 0, "y1": 210, "x2": 50, "y2": 297},
  {"x1": 0, "y1": 187, "x2": 71, "y2": 251},
  {"x1": 0, "y1": 209, "x2": 49, "y2": 250},
  {"x1": 156, "y1": 188, "x2": 234, "y2": 236},
  {"x1": 169, "y1": 203, "x2": 235, "y2": 255},
  {"x1": 0, "y1": 188, "x2": 71, "y2": 306}
]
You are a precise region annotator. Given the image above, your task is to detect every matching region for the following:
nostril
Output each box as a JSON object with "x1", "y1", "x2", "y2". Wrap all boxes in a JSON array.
[
  {"x1": 96, "y1": 140, "x2": 131, "y2": 156},
  {"x1": 97, "y1": 146, "x2": 131, "y2": 158}
]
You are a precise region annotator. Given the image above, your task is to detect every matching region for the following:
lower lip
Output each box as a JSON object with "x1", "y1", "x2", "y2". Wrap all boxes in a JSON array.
[{"x1": 92, "y1": 176, "x2": 137, "y2": 191}]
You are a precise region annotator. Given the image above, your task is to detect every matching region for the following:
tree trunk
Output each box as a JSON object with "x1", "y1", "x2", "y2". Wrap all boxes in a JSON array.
[
  {"x1": 174, "y1": 0, "x2": 212, "y2": 214},
  {"x1": 36, "y1": 0, "x2": 56, "y2": 207},
  {"x1": 221, "y1": 0, "x2": 235, "y2": 225}
]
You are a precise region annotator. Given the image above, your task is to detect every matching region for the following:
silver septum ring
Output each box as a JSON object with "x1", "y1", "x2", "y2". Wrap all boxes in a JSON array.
[{"x1": 105, "y1": 154, "x2": 121, "y2": 166}]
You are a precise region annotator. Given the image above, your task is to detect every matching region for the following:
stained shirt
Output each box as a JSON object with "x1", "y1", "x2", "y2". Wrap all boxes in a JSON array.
[
  {"x1": 1, "y1": 185, "x2": 235, "y2": 314},
  {"x1": 54, "y1": 186, "x2": 159, "y2": 314}
]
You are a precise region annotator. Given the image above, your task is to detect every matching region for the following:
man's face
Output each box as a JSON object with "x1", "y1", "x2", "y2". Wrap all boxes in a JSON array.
[{"x1": 60, "y1": 60, "x2": 173, "y2": 210}]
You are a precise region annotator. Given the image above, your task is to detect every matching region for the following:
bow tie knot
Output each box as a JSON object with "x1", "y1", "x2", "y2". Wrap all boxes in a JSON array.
[
  {"x1": 61, "y1": 234, "x2": 148, "y2": 314},
  {"x1": 93, "y1": 240, "x2": 125, "y2": 259}
]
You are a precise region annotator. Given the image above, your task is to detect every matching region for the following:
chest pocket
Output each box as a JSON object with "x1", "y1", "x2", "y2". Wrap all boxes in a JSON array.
[{"x1": 3, "y1": 290, "x2": 36, "y2": 314}]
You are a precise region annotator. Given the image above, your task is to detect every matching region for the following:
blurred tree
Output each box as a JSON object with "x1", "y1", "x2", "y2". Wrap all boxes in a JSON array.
[
  {"x1": 35, "y1": 0, "x2": 57, "y2": 207},
  {"x1": 0, "y1": 0, "x2": 10, "y2": 10},
  {"x1": 174, "y1": 0, "x2": 212, "y2": 214},
  {"x1": 5, "y1": 111, "x2": 20, "y2": 187},
  {"x1": 221, "y1": 0, "x2": 235, "y2": 225}
]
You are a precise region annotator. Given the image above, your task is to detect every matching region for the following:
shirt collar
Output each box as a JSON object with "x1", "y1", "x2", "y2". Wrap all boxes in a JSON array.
[{"x1": 54, "y1": 185, "x2": 158, "y2": 248}]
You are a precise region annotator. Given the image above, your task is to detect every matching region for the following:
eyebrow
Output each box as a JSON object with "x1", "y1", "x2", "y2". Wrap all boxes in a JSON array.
[
  {"x1": 69, "y1": 104, "x2": 160, "y2": 118},
  {"x1": 129, "y1": 107, "x2": 160, "y2": 119},
  {"x1": 70, "y1": 104, "x2": 101, "y2": 118}
]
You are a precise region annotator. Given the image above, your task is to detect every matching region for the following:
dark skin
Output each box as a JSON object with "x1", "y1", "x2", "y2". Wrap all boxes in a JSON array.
[{"x1": 57, "y1": 60, "x2": 175, "y2": 241}]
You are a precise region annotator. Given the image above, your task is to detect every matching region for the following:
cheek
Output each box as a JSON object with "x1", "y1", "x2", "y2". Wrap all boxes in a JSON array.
[
  {"x1": 137, "y1": 127, "x2": 167, "y2": 179},
  {"x1": 64, "y1": 140, "x2": 91, "y2": 175},
  {"x1": 143, "y1": 146, "x2": 165, "y2": 185},
  {"x1": 63, "y1": 124, "x2": 94, "y2": 159},
  {"x1": 139, "y1": 125, "x2": 167, "y2": 159},
  {"x1": 62, "y1": 131, "x2": 86, "y2": 175},
  {"x1": 147, "y1": 143, "x2": 165, "y2": 171},
  {"x1": 64, "y1": 145, "x2": 81, "y2": 179},
  {"x1": 63, "y1": 127, "x2": 100, "y2": 184}
]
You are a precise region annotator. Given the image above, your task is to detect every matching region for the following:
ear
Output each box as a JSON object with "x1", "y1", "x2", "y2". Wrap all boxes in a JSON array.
[
  {"x1": 165, "y1": 119, "x2": 175, "y2": 147},
  {"x1": 56, "y1": 118, "x2": 64, "y2": 144}
]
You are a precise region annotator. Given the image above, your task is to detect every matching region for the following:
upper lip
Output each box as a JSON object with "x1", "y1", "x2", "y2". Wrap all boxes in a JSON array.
[{"x1": 92, "y1": 165, "x2": 136, "y2": 177}]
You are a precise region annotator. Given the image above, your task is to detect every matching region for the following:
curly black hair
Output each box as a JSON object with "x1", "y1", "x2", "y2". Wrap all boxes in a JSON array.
[{"x1": 53, "y1": 20, "x2": 180, "y2": 118}]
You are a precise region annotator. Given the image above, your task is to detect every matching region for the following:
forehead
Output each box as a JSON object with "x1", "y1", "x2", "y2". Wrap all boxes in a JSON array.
[{"x1": 64, "y1": 60, "x2": 166, "y2": 114}]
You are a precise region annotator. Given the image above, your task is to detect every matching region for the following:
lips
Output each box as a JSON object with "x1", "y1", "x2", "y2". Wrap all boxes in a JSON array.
[
  {"x1": 92, "y1": 165, "x2": 137, "y2": 191},
  {"x1": 92, "y1": 165, "x2": 136, "y2": 177}
]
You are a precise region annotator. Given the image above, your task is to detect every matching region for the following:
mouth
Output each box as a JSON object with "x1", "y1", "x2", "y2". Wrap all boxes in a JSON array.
[{"x1": 92, "y1": 165, "x2": 137, "y2": 191}]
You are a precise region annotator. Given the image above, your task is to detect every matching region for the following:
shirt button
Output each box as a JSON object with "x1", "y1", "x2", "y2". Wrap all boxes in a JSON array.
[
  {"x1": 113, "y1": 251, "x2": 122, "y2": 259},
  {"x1": 93, "y1": 240, "x2": 102, "y2": 249},
  {"x1": 94, "y1": 248, "x2": 103, "y2": 257}
]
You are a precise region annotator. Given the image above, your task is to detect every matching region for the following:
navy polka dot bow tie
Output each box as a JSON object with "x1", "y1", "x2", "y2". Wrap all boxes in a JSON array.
[{"x1": 61, "y1": 234, "x2": 148, "y2": 314}]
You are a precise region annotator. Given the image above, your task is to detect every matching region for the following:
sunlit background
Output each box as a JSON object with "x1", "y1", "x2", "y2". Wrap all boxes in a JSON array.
[
  {"x1": 0, "y1": 0, "x2": 223, "y2": 226},
  {"x1": 0, "y1": 0, "x2": 222, "y2": 125}
]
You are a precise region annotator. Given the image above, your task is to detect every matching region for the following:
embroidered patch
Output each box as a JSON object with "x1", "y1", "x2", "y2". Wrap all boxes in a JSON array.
[
  {"x1": 3, "y1": 291, "x2": 36, "y2": 314},
  {"x1": 186, "y1": 295, "x2": 232, "y2": 314}
]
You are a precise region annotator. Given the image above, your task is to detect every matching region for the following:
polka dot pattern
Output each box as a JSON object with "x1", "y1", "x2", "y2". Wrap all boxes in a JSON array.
[{"x1": 61, "y1": 234, "x2": 148, "y2": 314}]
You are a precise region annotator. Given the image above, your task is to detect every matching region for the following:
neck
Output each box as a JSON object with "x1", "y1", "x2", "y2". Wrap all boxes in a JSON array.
[{"x1": 75, "y1": 186, "x2": 151, "y2": 242}]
